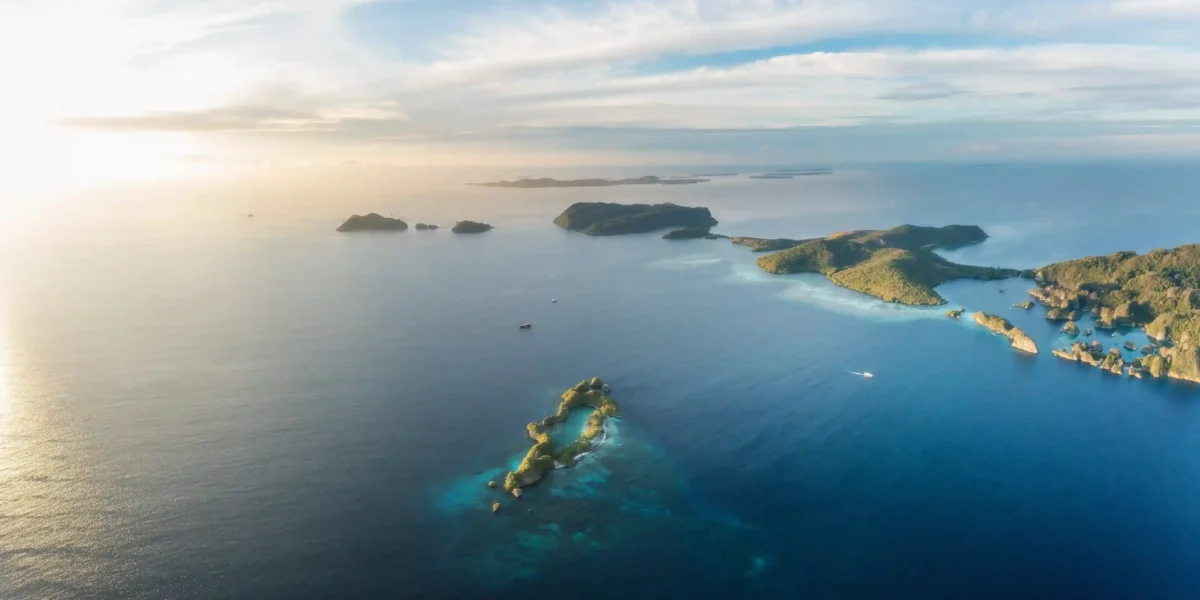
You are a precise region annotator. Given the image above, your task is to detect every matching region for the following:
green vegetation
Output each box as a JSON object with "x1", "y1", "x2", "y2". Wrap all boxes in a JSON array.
[
  {"x1": 973, "y1": 312, "x2": 1039, "y2": 354},
  {"x1": 553, "y1": 202, "x2": 718, "y2": 236},
  {"x1": 451, "y1": 220, "x2": 494, "y2": 234},
  {"x1": 755, "y1": 226, "x2": 1018, "y2": 305},
  {"x1": 1100, "y1": 348, "x2": 1125, "y2": 374},
  {"x1": 662, "y1": 227, "x2": 718, "y2": 240},
  {"x1": 503, "y1": 378, "x2": 621, "y2": 494},
  {"x1": 1054, "y1": 341, "x2": 1105, "y2": 365},
  {"x1": 336, "y1": 213, "x2": 408, "y2": 232},
  {"x1": 730, "y1": 237, "x2": 809, "y2": 252},
  {"x1": 1063, "y1": 321, "x2": 1080, "y2": 336},
  {"x1": 1033, "y1": 244, "x2": 1200, "y2": 384},
  {"x1": 946, "y1": 307, "x2": 965, "y2": 319}
]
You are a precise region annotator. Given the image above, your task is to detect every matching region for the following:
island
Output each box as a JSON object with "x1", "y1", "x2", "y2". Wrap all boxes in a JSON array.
[
  {"x1": 731, "y1": 237, "x2": 809, "y2": 252},
  {"x1": 503, "y1": 378, "x2": 621, "y2": 497},
  {"x1": 754, "y1": 225, "x2": 1021, "y2": 305},
  {"x1": 1034, "y1": 245, "x2": 1200, "y2": 383},
  {"x1": 946, "y1": 307, "x2": 965, "y2": 319},
  {"x1": 553, "y1": 202, "x2": 718, "y2": 236},
  {"x1": 336, "y1": 213, "x2": 408, "y2": 232},
  {"x1": 1054, "y1": 342, "x2": 1105, "y2": 366},
  {"x1": 749, "y1": 174, "x2": 795, "y2": 180},
  {"x1": 662, "y1": 228, "x2": 727, "y2": 241},
  {"x1": 777, "y1": 168, "x2": 834, "y2": 176},
  {"x1": 1063, "y1": 321, "x2": 1080, "y2": 336},
  {"x1": 452, "y1": 220, "x2": 494, "y2": 234},
  {"x1": 470, "y1": 176, "x2": 708, "y2": 188},
  {"x1": 1014, "y1": 301, "x2": 1034, "y2": 309},
  {"x1": 974, "y1": 312, "x2": 1039, "y2": 354},
  {"x1": 415, "y1": 223, "x2": 439, "y2": 231}
]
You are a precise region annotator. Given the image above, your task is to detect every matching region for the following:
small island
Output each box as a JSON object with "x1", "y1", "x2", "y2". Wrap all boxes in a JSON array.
[
  {"x1": 1063, "y1": 321, "x2": 1080, "y2": 336},
  {"x1": 1033, "y1": 245, "x2": 1200, "y2": 383},
  {"x1": 415, "y1": 223, "x2": 439, "y2": 231},
  {"x1": 1054, "y1": 342, "x2": 1106, "y2": 366},
  {"x1": 662, "y1": 228, "x2": 726, "y2": 241},
  {"x1": 470, "y1": 176, "x2": 708, "y2": 188},
  {"x1": 553, "y1": 202, "x2": 717, "y2": 236},
  {"x1": 946, "y1": 307, "x2": 965, "y2": 319},
  {"x1": 503, "y1": 378, "x2": 621, "y2": 497},
  {"x1": 754, "y1": 225, "x2": 1021, "y2": 305},
  {"x1": 974, "y1": 312, "x2": 1039, "y2": 354},
  {"x1": 452, "y1": 220, "x2": 494, "y2": 234},
  {"x1": 1014, "y1": 301, "x2": 1034, "y2": 309},
  {"x1": 336, "y1": 213, "x2": 408, "y2": 232}
]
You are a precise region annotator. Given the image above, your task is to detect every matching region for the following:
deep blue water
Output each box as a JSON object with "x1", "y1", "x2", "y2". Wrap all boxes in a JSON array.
[{"x1": 3, "y1": 164, "x2": 1200, "y2": 599}]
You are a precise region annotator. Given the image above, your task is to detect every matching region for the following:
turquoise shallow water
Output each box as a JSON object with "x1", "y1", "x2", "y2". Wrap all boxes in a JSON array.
[{"x1": 3, "y1": 164, "x2": 1200, "y2": 598}]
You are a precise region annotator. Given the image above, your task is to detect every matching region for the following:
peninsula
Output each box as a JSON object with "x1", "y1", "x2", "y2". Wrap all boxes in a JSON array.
[
  {"x1": 503, "y1": 378, "x2": 621, "y2": 497},
  {"x1": 754, "y1": 225, "x2": 1021, "y2": 305},
  {"x1": 662, "y1": 228, "x2": 726, "y2": 241},
  {"x1": 1033, "y1": 245, "x2": 1200, "y2": 383},
  {"x1": 554, "y1": 202, "x2": 718, "y2": 236},
  {"x1": 731, "y1": 237, "x2": 808, "y2": 252},
  {"x1": 470, "y1": 176, "x2": 708, "y2": 188},
  {"x1": 336, "y1": 213, "x2": 408, "y2": 232},
  {"x1": 452, "y1": 220, "x2": 494, "y2": 234},
  {"x1": 973, "y1": 312, "x2": 1039, "y2": 354}
]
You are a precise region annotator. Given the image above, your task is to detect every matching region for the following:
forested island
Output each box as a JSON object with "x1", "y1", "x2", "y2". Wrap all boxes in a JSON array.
[
  {"x1": 753, "y1": 225, "x2": 1021, "y2": 305},
  {"x1": 974, "y1": 312, "x2": 1039, "y2": 354},
  {"x1": 336, "y1": 213, "x2": 409, "y2": 232},
  {"x1": 1033, "y1": 245, "x2": 1200, "y2": 382},
  {"x1": 554, "y1": 202, "x2": 718, "y2": 236},
  {"x1": 452, "y1": 221, "x2": 494, "y2": 234},
  {"x1": 501, "y1": 378, "x2": 621, "y2": 498},
  {"x1": 471, "y1": 176, "x2": 708, "y2": 188},
  {"x1": 663, "y1": 228, "x2": 726, "y2": 240}
]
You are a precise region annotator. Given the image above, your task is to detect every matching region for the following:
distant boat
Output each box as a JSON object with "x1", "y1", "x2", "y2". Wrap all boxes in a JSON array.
[
  {"x1": 551, "y1": 299, "x2": 557, "y2": 303},
  {"x1": 863, "y1": 372, "x2": 874, "y2": 379},
  {"x1": 519, "y1": 323, "x2": 533, "y2": 329}
]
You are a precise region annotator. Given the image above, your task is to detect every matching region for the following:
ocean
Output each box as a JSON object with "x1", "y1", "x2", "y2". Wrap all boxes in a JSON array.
[{"x1": 3, "y1": 163, "x2": 1200, "y2": 599}]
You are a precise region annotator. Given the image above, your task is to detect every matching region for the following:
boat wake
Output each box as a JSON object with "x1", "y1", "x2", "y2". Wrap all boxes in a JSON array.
[{"x1": 848, "y1": 371, "x2": 874, "y2": 378}]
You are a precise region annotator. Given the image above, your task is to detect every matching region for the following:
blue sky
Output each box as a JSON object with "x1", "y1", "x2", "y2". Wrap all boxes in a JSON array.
[{"x1": 5, "y1": 0, "x2": 1200, "y2": 181}]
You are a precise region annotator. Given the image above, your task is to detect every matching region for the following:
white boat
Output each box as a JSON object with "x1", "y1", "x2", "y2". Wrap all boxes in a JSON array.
[{"x1": 862, "y1": 372, "x2": 874, "y2": 379}]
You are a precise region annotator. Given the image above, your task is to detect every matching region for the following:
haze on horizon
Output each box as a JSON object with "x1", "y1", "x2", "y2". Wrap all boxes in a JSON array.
[{"x1": 3, "y1": 0, "x2": 1200, "y2": 200}]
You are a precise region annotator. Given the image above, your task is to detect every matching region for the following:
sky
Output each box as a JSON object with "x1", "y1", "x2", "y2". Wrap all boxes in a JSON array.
[{"x1": 3, "y1": 0, "x2": 1200, "y2": 192}]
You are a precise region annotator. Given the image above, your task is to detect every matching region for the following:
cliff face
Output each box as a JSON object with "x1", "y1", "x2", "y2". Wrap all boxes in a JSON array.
[
  {"x1": 553, "y1": 202, "x2": 718, "y2": 236},
  {"x1": 1164, "y1": 346, "x2": 1200, "y2": 383}
]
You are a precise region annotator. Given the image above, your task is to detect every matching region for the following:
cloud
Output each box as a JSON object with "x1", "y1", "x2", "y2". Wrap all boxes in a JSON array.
[{"x1": 18, "y1": 0, "x2": 1200, "y2": 168}]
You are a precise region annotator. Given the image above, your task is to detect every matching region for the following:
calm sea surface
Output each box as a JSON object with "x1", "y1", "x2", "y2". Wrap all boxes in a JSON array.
[{"x1": 3, "y1": 164, "x2": 1200, "y2": 599}]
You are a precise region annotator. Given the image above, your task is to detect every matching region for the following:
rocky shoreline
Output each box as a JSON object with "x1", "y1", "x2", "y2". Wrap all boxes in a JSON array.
[
  {"x1": 973, "y1": 312, "x2": 1039, "y2": 354},
  {"x1": 494, "y1": 378, "x2": 621, "y2": 503}
]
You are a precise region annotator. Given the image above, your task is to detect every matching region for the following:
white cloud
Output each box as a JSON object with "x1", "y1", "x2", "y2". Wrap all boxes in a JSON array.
[
  {"x1": 10, "y1": 0, "x2": 1200, "y2": 176},
  {"x1": 1110, "y1": 0, "x2": 1200, "y2": 17}
]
